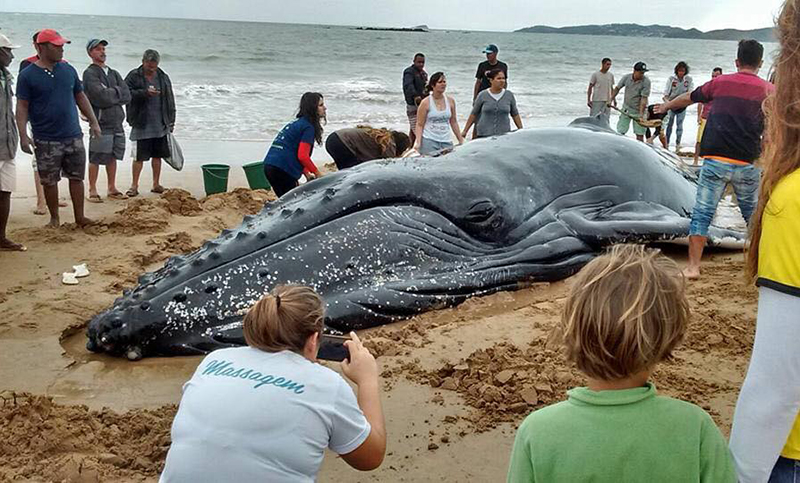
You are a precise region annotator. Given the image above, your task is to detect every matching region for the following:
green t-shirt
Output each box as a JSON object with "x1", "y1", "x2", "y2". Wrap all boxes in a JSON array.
[{"x1": 507, "y1": 383, "x2": 736, "y2": 483}]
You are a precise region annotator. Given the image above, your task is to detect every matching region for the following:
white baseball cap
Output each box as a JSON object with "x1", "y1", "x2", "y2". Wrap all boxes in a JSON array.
[{"x1": 0, "y1": 34, "x2": 20, "y2": 49}]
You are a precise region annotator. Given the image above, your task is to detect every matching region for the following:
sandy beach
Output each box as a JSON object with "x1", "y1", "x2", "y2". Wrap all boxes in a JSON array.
[{"x1": 0, "y1": 157, "x2": 758, "y2": 482}]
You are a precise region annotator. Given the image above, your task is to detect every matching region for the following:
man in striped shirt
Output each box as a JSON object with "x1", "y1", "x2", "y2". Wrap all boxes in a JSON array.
[{"x1": 656, "y1": 39, "x2": 774, "y2": 279}]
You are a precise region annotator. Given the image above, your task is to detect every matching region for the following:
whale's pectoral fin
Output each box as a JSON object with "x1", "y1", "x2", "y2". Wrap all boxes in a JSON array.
[
  {"x1": 558, "y1": 201, "x2": 692, "y2": 246},
  {"x1": 558, "y1": 200, "x2": 746, "y2": 247}
]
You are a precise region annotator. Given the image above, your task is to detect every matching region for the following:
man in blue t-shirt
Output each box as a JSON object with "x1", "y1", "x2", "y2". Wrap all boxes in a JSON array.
[{"x1": 15, "y1": 29, "x2": 101, "y2": 228}]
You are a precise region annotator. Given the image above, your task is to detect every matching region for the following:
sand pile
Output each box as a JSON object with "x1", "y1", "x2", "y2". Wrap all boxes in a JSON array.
[
  {"x1": 132, "y1": 232, "x2": 200, "y2": 269},
  {"x1": 161, "y1": 189, "x2": 203, "y2": 217},
  {"x1": 104, "y1": 198, "x2": 173, "y2": 236},
  {"x1": 201, "y1": 188, "x2": 274, "y2": 214},
  {"x1": 0, "y1": 392, "x2": 175, "y2": 482}
]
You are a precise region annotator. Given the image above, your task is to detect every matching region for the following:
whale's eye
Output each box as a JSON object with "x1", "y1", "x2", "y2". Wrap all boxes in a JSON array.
[{"x1": 464, "y1": 200, "x2": 496, "y2": 223}]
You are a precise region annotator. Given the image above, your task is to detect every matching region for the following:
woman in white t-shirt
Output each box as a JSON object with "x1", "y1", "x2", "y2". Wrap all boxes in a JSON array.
[
  {"x1": 414, "y1": 71, "x2": 465, "y2": 155},
  {"x1": 160, "y1": 285, "x2": 386, "y2": 483}
]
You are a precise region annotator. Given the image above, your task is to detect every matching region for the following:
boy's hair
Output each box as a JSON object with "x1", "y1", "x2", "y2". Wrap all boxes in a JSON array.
[
  {"x1": 561, "y1": 244, "x2": 689, "y2": 380},
  {"x1": 737, "y1": 39, "x2": 764, "y2": 68}
]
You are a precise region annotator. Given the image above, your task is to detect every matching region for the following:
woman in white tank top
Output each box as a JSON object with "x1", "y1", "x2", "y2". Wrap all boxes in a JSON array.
[{"x1": 413, "y1": 72, "x2": 465, "y2": 155}]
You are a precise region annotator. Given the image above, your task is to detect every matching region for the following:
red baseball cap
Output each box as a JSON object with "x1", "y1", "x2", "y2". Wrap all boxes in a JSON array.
[{"x1": 36, "y1": 29, "x2": 70, "y2": 46}]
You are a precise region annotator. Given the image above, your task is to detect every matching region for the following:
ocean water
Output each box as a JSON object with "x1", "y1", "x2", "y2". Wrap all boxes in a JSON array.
[{"x1": 1, "y1": 12, "x2": 777, "y2": 159}]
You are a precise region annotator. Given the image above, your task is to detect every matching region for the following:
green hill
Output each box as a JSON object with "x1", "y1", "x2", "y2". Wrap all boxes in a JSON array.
[{"x1": 515, "y1": 23, "x2": 775, "y2": 42}]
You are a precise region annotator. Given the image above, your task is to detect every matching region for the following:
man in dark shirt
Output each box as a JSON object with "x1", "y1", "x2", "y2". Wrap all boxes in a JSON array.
[
  {"x1": 473, "y1": 44, "x2": 508, "y2": 101},
  {"x1": 124, "y1": 49, "x2": 176, "y2": 197},
  {"x1": 656, "y1": 39, "x2": 774, "y2": 279},
  {"x1": 402, "y1": 53, "x2": 427, "y2": 146},
  {"x1": 16, "y1": 29, "x2": 101, "y2": 228}
]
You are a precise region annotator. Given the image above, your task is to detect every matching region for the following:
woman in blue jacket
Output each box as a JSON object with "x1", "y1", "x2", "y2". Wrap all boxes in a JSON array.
[{"x1": 263, "y1": 92, "x2": 325, "y2": 197}]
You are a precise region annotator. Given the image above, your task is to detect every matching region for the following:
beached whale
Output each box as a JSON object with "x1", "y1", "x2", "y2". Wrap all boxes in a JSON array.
[{"x1": 86, "y1": 118, "x2": 744, "y2": 360}]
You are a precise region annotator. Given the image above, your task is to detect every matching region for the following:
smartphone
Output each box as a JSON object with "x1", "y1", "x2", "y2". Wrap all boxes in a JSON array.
[{"x1": 317, "y1": 334, "x2": 350, "y2": 362}]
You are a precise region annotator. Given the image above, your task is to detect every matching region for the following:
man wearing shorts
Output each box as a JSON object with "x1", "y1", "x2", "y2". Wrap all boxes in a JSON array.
[
  {"x1": 612, "y1": 62, "x2": 651, "y2": 141},
  {"x1": 402, "y1": 53, "x2": 427, "y2": 147},
  {"x1": 0, "y1": 33, "x2": 25, "y2": 251},
  {"x1": 656, "y1": 40, "x2": 773, "y2": 279},
  {"x1": 694, "y1": 67, "x2": 723, "y2": 166},
  {"x1": 125, "y1": 49, "x2": 175, "y2": 197},
  {"x1": 16, "y1": 29, "x2": 101, "y2": 228},
  {"x1": 83, "y1": 38, "x2": 131, "y2": 202}
]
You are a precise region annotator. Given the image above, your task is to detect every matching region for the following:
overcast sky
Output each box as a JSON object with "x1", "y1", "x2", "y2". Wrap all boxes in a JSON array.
[{"x1": 0, "y1": 0, "x2": 784, "y2": 32}]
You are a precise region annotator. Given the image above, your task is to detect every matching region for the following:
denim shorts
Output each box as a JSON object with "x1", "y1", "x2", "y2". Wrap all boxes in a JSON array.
[
  {"x1": 770, "y1": 457, "x2": 800, "y2": 483},
  {"x1": 419, "y1": 137, "x2": 453, "y2": 156},
  {"x1": 689, "y1": 158, "x2": 760, "y2": 237}
]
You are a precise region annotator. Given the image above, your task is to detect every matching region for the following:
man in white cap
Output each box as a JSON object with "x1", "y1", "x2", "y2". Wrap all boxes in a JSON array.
[
  {"x1": 83, "y1": 38, "x2": 131, "y2": 202},
  {"x1": 0, "y1": 33, "x2": 25, "y2": 251}
]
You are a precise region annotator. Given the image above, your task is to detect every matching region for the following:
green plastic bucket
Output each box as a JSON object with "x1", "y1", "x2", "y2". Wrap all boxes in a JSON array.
[
  {"x1": 201, "y1": 164, "x2": 230, "y2": 196},
  {"x1": 242, "y1": 161, "x2": 271, "y2": 190}
]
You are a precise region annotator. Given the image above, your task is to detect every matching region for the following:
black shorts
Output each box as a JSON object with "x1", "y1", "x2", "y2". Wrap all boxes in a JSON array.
[
  {"x1": 264, "y1": 164, "x2": 298, "y2": 198},
  {"x1": 136, "y1": 135, "x2": 170, "y2": 161},
  {"x1": 325, "y1": 132, "x2": 360, "y2": 170}
]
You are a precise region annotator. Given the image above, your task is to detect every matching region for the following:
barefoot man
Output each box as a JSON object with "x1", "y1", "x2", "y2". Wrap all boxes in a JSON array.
[
  {"x1": 0, "y1": 33, "x2": 26, "y2": 251},
  {"x1": 15, "y1": 29, "x2": 100, "y2": 228},
  {"x1": 656, "y1": 40, "x2": 773, "y2": 279}
]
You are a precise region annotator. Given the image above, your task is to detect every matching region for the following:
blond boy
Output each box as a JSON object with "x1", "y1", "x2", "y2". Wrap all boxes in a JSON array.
[{"x1": 507, "y1": 245, "x2": 736, "y2": 482}]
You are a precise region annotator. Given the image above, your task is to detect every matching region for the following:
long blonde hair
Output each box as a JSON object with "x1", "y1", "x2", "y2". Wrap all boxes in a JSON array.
[
  {"x1": 747, "y1": 0, "x2": 800, "y2": 278},
  {"x1": 356, "y1": 125, "x2": 395, "y2": 152}
]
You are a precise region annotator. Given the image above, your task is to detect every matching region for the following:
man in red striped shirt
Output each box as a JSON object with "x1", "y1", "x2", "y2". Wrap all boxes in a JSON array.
[{"x1": 656, "y1": 39, "x2": 774, "y2": 279}]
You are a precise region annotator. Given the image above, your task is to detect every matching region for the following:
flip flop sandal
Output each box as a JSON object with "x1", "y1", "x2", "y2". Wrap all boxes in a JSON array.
[
  {"x1": 62, "y1": 272, "x2": 79, "y2": 285},
  {"x1": 126, "y1": 188, "x2": 139, "y2": 197},
  {"x1": 73, "y1": 263, "x2": 90, "y2": 278},
  {"x1": 107, "y1": 192, "x2": 129, "y2": 200},
  {"x1": 87, "y1": 194, "x2": 104, "y2": 203},
  {"x1": 151, "y1": 185, "x2": 166, "y2": 194}
]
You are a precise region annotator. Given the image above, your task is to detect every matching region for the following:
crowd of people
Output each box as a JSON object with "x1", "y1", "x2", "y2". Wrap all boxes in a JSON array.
[
  {"x1": 0, "y1": 3, "x2": 798, "y2": 481},
  {"x1": 262, "y1": 44, "x2": 522, "y2": 199},
  {"x1": 0, "y1": 28, "x2": 176, "y2": 250}
]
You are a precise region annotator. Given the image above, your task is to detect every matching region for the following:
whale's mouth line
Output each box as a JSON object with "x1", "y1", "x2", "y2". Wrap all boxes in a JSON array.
[{"x1": 133, "y1": 197, "x2": 502, "y2": 298}]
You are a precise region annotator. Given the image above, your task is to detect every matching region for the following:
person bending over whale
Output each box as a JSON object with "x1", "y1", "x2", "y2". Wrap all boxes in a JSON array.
[
  {"x1": 160, "y1": 285, "x2": 386, "y2": 482},
  {"x1": 325, "y1": 125, "x2": 411, "y2": 170},
  {"x1": 263, "y1": 93, "x2": 325, "y2": 197}
]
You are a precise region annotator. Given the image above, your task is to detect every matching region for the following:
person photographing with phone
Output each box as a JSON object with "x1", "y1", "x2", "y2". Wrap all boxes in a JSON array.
[{"x1": 160, "y1": 285, "x2": 386, "y2": 482}]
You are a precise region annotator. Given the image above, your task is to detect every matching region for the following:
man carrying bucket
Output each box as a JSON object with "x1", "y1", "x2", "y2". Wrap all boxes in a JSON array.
[{"x1": 124, "y1": 49, "x2": 175, "y2": 197}]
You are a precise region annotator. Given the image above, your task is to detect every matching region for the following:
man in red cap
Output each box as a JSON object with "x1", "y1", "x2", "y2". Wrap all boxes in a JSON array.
[{"x1": 15, "y1": 29, "x2": 101, "y2": 228}]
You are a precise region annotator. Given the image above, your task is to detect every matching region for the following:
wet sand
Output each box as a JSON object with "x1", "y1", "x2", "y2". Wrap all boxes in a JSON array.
[{"x1": 0, "y1": 171, "x2": 757, "y2": 482}]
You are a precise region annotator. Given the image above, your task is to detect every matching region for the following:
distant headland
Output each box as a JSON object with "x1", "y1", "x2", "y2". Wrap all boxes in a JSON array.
[
  {"x1": 515, "y1": 23, "x2": 775, "y2": 42},
  {"x1": 354, "y1": 25, "x2": 429, "y2": 33}
]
